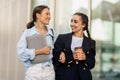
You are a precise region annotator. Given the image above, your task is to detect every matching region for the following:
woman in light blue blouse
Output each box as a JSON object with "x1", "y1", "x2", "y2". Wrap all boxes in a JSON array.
[{"x1": 17, "y1": 5, "x2": 55, "y2": 80}]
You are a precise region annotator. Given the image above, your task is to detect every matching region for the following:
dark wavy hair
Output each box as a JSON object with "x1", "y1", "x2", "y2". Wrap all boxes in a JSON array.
[{"x1": 27, "y1": 5, "x2": 49, "y2": 29}]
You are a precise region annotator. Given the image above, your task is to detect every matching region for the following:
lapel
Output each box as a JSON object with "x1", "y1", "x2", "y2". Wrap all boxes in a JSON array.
[
  {"x1": 65, "y1": 33, "x2": 90, "y2": 53},
  {"x1": 65, "y1": 33, "x2": 73, "y2": 50},
  {"x1": 82, "y1": 36, "x2": 90, "y2": 52}
]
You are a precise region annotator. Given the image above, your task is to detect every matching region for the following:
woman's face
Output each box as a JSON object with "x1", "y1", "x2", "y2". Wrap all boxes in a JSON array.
[
  {"x1": 37, "y1": 8, "x2": 51, "y2": 25},
  {"x1": 70, "y1": 15, "x2": 85, "y2": 33}
]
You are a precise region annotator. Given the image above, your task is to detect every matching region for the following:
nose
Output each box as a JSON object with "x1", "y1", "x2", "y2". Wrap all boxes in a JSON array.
[
  {"x1": 49, "y1": 17, "x2": 51, "y2": 20},
  {"x1": 48, "y1": 13, "x2": 50, "y2": 17},
  {"x1": 48, "y1": 15, "x2": 51, "y2": 20},
  {"x1": 70, "y1": 21, "x2": 74, "y2": 27},
  {"x1": 47, "y1": 14, "x2": 51, "y2": 19}
]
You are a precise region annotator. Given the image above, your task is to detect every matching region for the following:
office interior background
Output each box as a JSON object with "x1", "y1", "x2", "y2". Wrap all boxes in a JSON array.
[{"x1": 0, "y1": 0, "x2": 120, "y2": 80}]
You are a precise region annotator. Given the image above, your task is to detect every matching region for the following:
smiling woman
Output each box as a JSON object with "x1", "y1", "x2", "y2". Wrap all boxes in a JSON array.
[
  {"x1": 53, "y1": 12, "x2": 96, "y2": 80},
  {"x1": 17, "y1": 5, "x2": 55, "y2": 80}
]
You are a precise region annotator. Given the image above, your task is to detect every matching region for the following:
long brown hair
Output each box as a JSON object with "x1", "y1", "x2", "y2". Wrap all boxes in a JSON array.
[{"x1": 27, "y1": 5, "x2": 49, "y2": 29}]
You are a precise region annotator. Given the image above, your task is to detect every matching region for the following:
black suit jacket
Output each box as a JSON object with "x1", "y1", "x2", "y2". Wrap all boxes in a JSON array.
[{"x1": 52, "y1": 33, "x2": 96, "y2": 80}]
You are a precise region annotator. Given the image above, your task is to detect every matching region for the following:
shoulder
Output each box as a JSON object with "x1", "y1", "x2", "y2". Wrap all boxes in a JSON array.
[
  {"x1": 90, "y1": 39, "x2": 96, "y2": 45},
  {"x1": 55, "y1": 33, "x2": 72, "y2": 42},
  {"x1": 27, "y1": 26, "x2": 35, "y2": 32},
  {"x1": 21, "y1": 26, "x2": 36, "y2": 37},
  {"x1": 56, "y1": 33, "x2": 72, "y2": 41},
  {"x1": 58, "y1": 32, "x2": 72, "y2": 38},
  {"x1": 85, "y1": 36, "x2": 96, "y2": 45}
]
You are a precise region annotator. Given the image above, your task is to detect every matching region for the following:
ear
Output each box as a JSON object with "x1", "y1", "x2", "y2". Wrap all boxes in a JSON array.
[
  {"x1": 36, "y1": 13, "x2": 41, "y2": 19},
  {"x1": 82, "y1": 24, "x2": 86, "y2": 28}
]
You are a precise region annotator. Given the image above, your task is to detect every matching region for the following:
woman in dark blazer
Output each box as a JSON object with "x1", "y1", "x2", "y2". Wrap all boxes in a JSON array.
[{"x1": 52, "y1": 12, "x2": 96, "y2": 80}]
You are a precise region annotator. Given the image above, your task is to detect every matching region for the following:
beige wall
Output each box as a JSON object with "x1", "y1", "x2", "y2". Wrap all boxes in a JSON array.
[{"x1": 0, "y1": 0, "x2": 31, "y2": 80}]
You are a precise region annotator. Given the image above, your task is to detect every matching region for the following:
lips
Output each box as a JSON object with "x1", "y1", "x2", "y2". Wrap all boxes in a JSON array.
[
  {"x1": 71, "y1": 28, "x2": 76, "y2": 31},
  {"x1": 46, "y1": 18, "x2": 50, "y2": 22},
  {"x1": 71, "y1": 26, "x2": 76, "y2": 29}
]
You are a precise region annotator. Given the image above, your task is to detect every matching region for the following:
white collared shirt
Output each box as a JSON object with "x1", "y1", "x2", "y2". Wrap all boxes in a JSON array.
[{"x1": 17, "y1": 26, "x2": 55, "y2": 69}]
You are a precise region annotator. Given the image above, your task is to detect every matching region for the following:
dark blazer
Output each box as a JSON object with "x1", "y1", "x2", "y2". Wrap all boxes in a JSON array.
[{"x1": 52, "y1": 33, "x2": 96, "y2": 80}]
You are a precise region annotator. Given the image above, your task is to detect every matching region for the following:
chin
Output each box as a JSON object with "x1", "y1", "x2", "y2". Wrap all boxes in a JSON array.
[
  {"x1": 71, "y1": 29, "x2": 75, "y2": 32},
  {"x1": 72, "y1": 31, "x2": 75, "y2": 33},
  {"x1": 44, "y1": 22, "x2": 49, "y2": 25}
]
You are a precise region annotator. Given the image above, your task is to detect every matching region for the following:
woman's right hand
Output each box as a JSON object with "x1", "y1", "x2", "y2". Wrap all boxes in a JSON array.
[
  {"x1": 59, "y1": 52, "x2": 66, "y2": 63},
  {"x1": 35, "y1": 46, "x2": 51, "y2": 55},
  {"x1": 73, "y1": 48, "x2": 86, "y2": 61}
]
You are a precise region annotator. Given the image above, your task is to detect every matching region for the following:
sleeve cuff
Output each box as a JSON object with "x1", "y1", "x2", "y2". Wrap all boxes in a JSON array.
[{"x1": 29, "y1": 49, "x2": 35, "y2": 60}]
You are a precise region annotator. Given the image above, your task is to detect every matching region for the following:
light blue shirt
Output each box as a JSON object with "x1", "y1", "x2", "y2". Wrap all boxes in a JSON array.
[{"x1": 17, "y1": 26, "x2": 54, "y2": 69}]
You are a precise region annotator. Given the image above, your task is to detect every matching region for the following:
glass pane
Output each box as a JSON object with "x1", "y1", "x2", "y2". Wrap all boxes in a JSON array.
[{"x1": 91, "y1": 0, "x2": 120, "y2": 79}]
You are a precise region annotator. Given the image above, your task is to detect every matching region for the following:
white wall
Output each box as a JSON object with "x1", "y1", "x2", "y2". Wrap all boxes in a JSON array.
[
  {"x1": 0, "y1": 0, "x2": 31, "y2": 80},
  {"x1": 54, "y1": 0, "x2": 72, "y2": 34}
]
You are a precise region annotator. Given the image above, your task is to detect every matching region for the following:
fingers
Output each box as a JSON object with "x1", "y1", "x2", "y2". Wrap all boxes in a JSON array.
[
  {"x1": 59, "y1": 56, "x2": 65, "y2": 63},
  {"x1": 46, "y1": 46, "x2": 51, "y2": 50},
  {"x1": 59, "y1": 52, "x2": 65, "y2": 63},
  {"x1": 59, "y1": 56, "x2": 64, "y2": 63},
  {"x1": 73, "y1": 53, "x2": 78, "y2": 60},
  {"x1": 80, "y1": 53, "x2": 86, "y2": 60},
  {"x1": 74, "y1": 51, "x2": 86, "y2": 60},
  {"x1": 43, "y1": 46, "x2": 51, "y2": 54}
]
